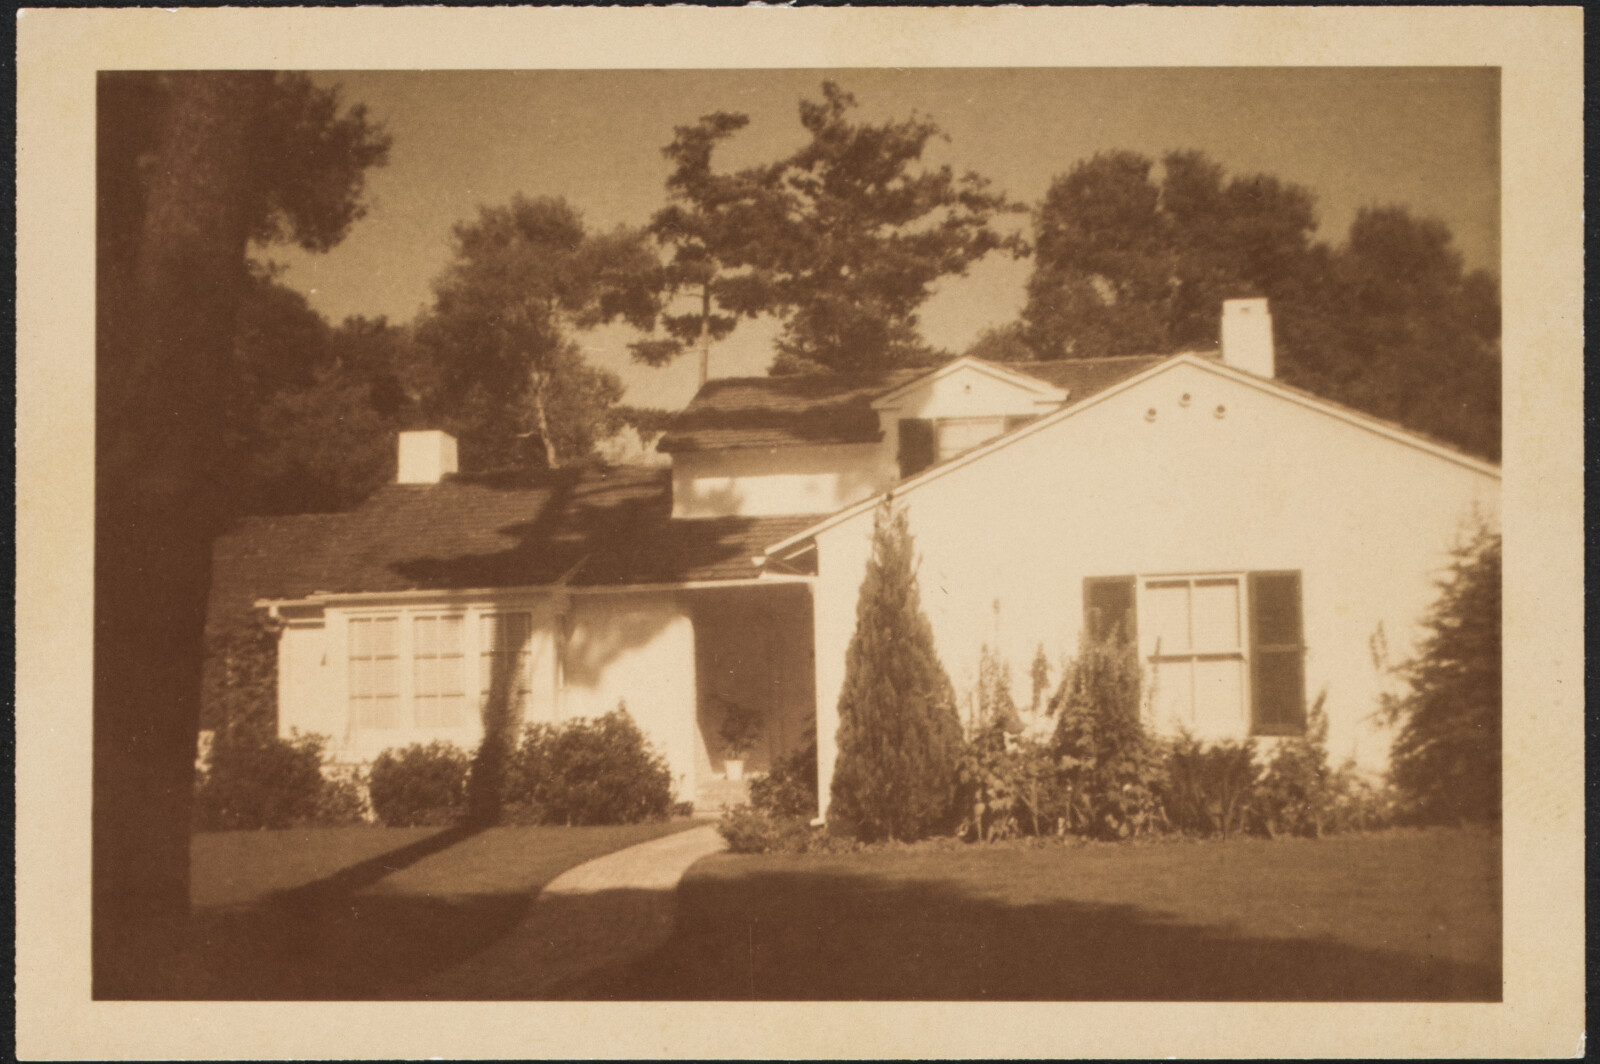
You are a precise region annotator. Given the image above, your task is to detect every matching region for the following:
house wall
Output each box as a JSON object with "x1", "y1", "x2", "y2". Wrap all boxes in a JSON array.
[
  {"x1": 875, "y1": 364, "x2": 1063, "y2": 424},
  {"x1": 275, "y1": 590, "x2": 701, "y2": 801},
  {"x1": 671, "y1": 444, "x2": 896, "y2": 518},
  {"x1": 812, "y1": 361, "x2": 1500, "y2": 815}
]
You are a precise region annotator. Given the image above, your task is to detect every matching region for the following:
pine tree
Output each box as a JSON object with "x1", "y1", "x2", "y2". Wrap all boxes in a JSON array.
[
  {"x1": 829, "y1": 500, "x2": 964, "y2": 840},
  {"x1": 1383, "y1": 524, "x2": 1501, "y2": 823}
]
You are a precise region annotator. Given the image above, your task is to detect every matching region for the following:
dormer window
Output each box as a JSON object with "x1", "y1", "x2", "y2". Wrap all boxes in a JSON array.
[{"x1": 898, "y1": 414, "x2": 1041, "y2": 478}]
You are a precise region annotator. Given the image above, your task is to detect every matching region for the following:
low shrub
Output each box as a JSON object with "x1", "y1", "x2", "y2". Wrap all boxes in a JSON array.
[
  {"x1": 1325, "y1": 765, "x2": 1401, "y2": 832},
  {"x1": 1254, "y1": 694, "x2": 1335, "y2": 837},
  {"x1": 504, "y1": 704, "x2": 673, "y2": 825},
  {"x1": 1051, "y1": 633, "x2": 1167, "y2": 839},
  {"x1": 956, "y1": 724, "x2": 1065, "y2": 841},
  {"x1": 1162, "y1": 733, "x2": 1259, "y2": 838},
  {"x1": 718, "y1": 805, "x2": 817, "y2": 854},
  {"x1": 749, "y1": 733, "x2": 819, "y2": 820},
  {"x1": 193, "y1": 726, "x2": 340, "y2": 831},
  {"x1": 368, "y1": 741, "x2": 471, "y2": 827}
]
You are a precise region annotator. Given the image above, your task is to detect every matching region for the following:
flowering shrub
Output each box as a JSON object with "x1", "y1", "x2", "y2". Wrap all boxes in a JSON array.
[
  {"x1": 1162, "y1": 733, "x2": 1259, "y2": 838},
  {"x1": 956, "y1": 725, "x2": 1065, "y2": 841},
  {"x1": 1051, "y1": 633, "x2": 1167, "y2": 839}
]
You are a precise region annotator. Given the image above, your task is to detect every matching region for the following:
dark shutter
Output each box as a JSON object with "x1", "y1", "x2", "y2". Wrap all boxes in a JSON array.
[
  {"x1": 898, "y1": 418, "x2": 936, "y2": 478},
  {"x1": 1004, "y1": 414, "x2": 1040, "y2": 433},
  {"x1": 1084, "y1": 576, "x2": 1137, "y2": 645},
  {"x1": 1249, "y1": 571, "x2": 1306, "y2": 735}
]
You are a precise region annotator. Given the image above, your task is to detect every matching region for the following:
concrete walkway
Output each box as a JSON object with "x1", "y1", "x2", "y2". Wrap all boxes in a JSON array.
[{"x1": 411, "y1": 823, "x2": 727, "y2": 999}]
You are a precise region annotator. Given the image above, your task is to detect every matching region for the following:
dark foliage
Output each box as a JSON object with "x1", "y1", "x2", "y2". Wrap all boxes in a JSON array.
[
  {"x1": 1383, "y1": 525, "x2": 1502, "y2": 823},
  {"x1": 749, "y1": 733, "x2": 820, "y2": 820},
  {"x1": 193, "y1": 726, "x2": 360, "y2": 831},
  {"x1": 503, "y1": 706, "x2": 675, "y2": 826},
  {"x1": 368, "y1": 742, "x2": 472, "y2": 828},
  {"x1": 1162, "y1": 734, "x2": 1260, "y2": 839},
  {"x1": 829, "y1": 500, "x2": 965, "y2": 841},
  {"x1": 1020, "y1": 149, "x2": 1500, "y2": 459}
]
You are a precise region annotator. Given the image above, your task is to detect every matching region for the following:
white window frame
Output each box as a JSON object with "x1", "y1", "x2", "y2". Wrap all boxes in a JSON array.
[
  {"x1": 1139, "y1": 573, "x2": 1250, "y2": 736},
  {"x1": 341, "y1": 600, "x2": 558, "y2": 744}
]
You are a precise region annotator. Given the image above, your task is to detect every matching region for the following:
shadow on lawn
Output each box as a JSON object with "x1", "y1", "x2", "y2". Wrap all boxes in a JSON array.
[
  {"x1": 124, "y1": 825, "x2": 522, "y2": 1000},
  {"x1": 557, "y1": 869, "x2": 1501, "y2": 1002}
]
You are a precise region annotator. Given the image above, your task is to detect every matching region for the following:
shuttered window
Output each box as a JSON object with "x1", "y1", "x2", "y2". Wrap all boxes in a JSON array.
[
  {"x1": 348, "y1": 616, "x2": 401, "y2": 729},
  {"x1": 413, "y1": 615, "x2": 467, "y2": 728},
  {"x1": 898, "y1": 418, "x2": 936, "y2": 478},
  {"x1": 1084, "y1": 576, "x2": 1136, "y2": 643},
  {"x1": 1082, "y1": 570, "x2": 1308, "y2": 738},
  {"x1": 1248, "y1": 572, "x2": 1307, "y2": 735}
]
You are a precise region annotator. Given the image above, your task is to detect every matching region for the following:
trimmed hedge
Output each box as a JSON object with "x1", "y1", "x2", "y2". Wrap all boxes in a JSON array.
[
  {"x1": 194, "y1": 726, "x2": 365, "y2": 831},
  {"x1": 503, "y1": 705, "x2": 674, "y2": 826},
  {"x1": 368, "y1": 741, "x2": 471, "y2": 827}
]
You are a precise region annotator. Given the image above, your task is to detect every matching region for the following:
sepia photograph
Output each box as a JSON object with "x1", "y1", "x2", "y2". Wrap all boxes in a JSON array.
[{"x1": 16, "y1": 7, "x2": 1583, "y2": 1060}]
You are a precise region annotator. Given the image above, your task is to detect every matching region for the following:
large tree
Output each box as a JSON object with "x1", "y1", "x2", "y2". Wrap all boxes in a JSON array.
[
  {"x1": 627, "y1": 112, "x2": 783, "y2": 385},
  {"x1": 634, "y1": 82, "x2": 1022, "y2": 378},
  {"x1": 95, "y1": 71, "x2": 387, "y2": 993},
  {"x1": 1019, "y1": 149, "x2": 1500, "y2": 459},
  {"x1": 416, "y1": 195, "x2": 660, "y2": 470}
]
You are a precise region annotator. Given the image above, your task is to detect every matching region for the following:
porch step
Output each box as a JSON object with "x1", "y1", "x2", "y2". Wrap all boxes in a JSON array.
[{"x1": 694, "y1": 776, "x2": 752, "y2": 814}]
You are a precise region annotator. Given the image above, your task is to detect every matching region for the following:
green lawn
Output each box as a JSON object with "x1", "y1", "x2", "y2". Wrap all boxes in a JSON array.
[
  {"x1": 567, "y1": 827, "x2": 1500, "y2": 1001},
  {"x1": 123, "y1": 819, "x2": 699, "y2": 1000}
]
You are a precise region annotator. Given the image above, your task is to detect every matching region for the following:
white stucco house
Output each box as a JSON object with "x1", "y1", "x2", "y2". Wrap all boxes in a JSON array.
[{"x1": 206, "y1": 299, "x2": 1500, "y2": 814}]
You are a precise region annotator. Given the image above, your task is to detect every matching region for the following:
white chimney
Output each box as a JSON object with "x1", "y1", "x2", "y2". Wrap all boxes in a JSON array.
[
  {"x1": 397, "y1": 430, "x2": 458, "y2": 485},
  {"x1": 1221, "y1": 298, "x2": 1275, "y2": 378}
]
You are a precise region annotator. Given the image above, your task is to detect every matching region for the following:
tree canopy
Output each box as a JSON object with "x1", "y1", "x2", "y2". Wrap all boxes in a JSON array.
[
  {"x1": 1019, "y1": 150, "x2": 1500, "y2": 459},
  {"x1": 415, "y1": 194, "x2": 662, "y2": 470},
  {"x1": 633, "y1": 82, "x2": 1023, "y2": 378}
]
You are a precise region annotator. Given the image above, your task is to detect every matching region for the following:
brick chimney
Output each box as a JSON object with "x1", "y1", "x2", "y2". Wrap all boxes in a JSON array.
[
  {"x1": 1221, "y1": 298, "x2": 1275, "y2": 378},
  {"x1": 397, "y1": 430, "x2": 458, "y2": 484}
]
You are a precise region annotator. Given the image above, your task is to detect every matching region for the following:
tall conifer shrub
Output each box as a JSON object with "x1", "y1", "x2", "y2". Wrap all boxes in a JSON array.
[{"x1": 829, "y1": 500, "x2": 963, "y2": 840}]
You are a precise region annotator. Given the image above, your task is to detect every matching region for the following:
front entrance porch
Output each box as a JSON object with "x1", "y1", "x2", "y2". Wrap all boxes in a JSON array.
[{"x1": 688, "y1": 583, "x2": 817, "y2": 811}]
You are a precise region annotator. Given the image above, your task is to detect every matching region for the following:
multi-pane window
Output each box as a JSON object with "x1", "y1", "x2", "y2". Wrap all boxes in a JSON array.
[
  {"x1": 479, "y1": 612, "x2": 534, "y2": 713},
  {"x1": 348, "y1": 616, "x2": 401, "y2": 729},
  {"x1": 413, "y1": 614, "x2": 467, "y2": 728},
  {"x1": 1143, "y1": 576, "x2": 1247, "y2": 738},
  {"x1": 1083, "y1": 571, "x2": 1306, "y2": 737}
]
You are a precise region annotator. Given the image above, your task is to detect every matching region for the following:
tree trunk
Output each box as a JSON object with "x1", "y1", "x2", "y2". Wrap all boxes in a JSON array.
[
  {"x1": 94, "y1": 71, "x2": 272, "y2": 996},
  {"x1": 697, "y1": 285, "x2": 712, "y2": 388},
  {"x1": 530, "y1": 369, "x2": 560, "y2": 469}
]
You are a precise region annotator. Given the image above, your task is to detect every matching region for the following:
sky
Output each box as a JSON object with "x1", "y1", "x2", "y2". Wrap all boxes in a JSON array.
[{"x1": 271, "y1": 68, "x2": 1499, "y2": 411}]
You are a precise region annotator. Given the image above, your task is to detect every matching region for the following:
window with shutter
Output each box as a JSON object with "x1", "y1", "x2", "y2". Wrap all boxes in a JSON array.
[
  {"x1": 1083, "y1": 576, "x2": 1136, "y2": 643},
  {"x1": 1087, "y1": 570, "x2": 1307, "y2": 739},
  {"x1": 1248, "y1": 571, "x2": 1307, "y2": 735},
  {"x1": 897, "y1": 418, "x2": 936, "y2": 478}
]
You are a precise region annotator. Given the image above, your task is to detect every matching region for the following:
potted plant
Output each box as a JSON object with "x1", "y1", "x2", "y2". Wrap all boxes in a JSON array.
[{"x1": 716, "y1": 697, "x2": 763, "y2": 782}]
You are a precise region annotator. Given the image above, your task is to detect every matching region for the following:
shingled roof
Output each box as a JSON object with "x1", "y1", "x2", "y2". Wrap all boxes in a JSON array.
[
  {"x1": 657, "y1": 354, "x2": 1175, "y2": 453},
  {"x1": 207, "y1": 466, "x2": 816, "y2": 633}
]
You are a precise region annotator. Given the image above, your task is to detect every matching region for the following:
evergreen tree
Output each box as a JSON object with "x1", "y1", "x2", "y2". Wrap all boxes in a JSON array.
[
  {"x1": 829, "y1": 500, "x2": 964, "y2": 840},
  {"x1": 1383, "y1": 523, "x2": 1502, "y2": 823}
]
